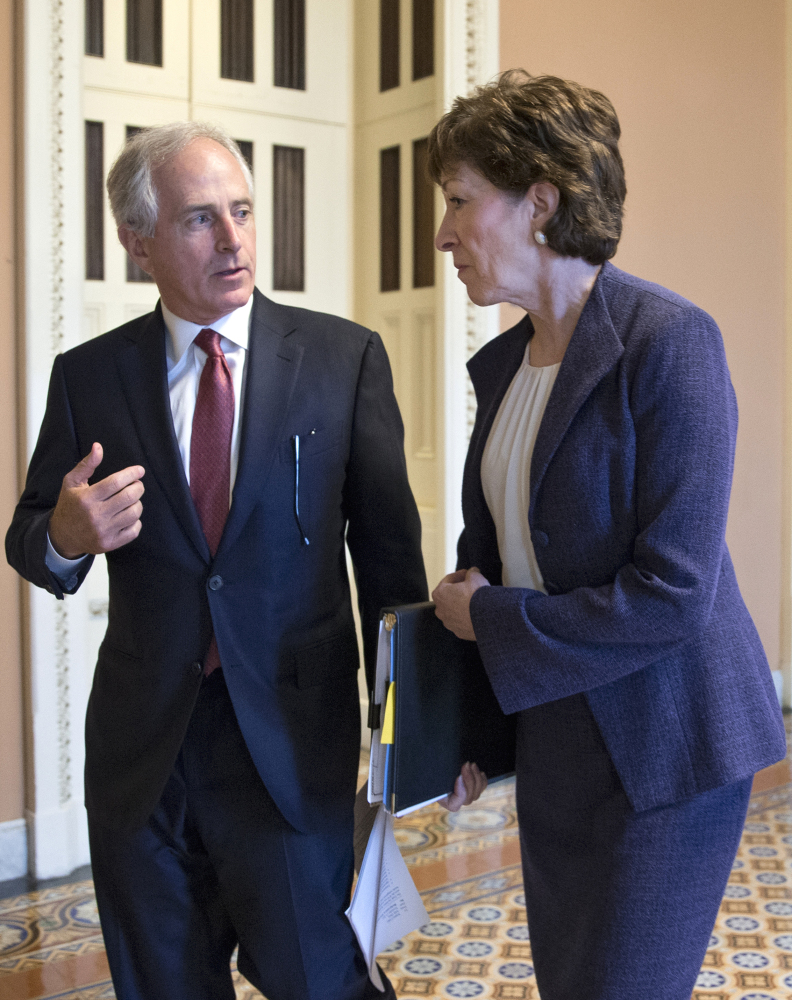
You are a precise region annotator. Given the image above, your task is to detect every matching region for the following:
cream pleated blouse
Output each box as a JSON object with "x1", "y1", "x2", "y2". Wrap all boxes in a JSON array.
[{"x1": 481, "y1": 343, "x2": 560, "y2": 591}]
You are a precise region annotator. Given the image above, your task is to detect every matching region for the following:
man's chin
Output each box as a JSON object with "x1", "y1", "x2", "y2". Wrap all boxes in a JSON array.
[{"x1": 213, "y1": 282, "x2": 254, "y2": 311}]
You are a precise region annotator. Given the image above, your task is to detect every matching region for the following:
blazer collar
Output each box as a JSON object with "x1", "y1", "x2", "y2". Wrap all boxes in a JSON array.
[
  {"x1": 216, "y1": 289, "x2": 303, "y2": 559},
  {"x1": 115, "y1": 290, "x2": 303, "y2": 565},
  {"x1": 464, "y1": 322, "x2": 528, "y2": 582},
  {"x1": 115, "y1": 304, "x2": 210, "y2": 562},
  {"x1": 529, "y1": 262, "x2": 624, "y2": 515},
  {"x1": 466, "y1": 263, "x2": 624, "y2": 532}
]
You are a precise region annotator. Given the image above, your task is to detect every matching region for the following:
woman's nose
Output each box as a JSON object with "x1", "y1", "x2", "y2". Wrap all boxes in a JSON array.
[{"x1": 435, "y1": 210, "x2": 457, "y2": 252}]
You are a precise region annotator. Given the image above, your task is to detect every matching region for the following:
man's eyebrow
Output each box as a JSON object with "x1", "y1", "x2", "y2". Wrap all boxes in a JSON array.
[{"x1": 182, "y1": 198, "x2": 253, "y2": 214}]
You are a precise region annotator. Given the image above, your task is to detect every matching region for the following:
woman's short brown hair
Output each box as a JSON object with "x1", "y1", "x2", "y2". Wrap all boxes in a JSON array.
[{"x1": 428, "y1": 70, "x2": 626, "y2": 265}]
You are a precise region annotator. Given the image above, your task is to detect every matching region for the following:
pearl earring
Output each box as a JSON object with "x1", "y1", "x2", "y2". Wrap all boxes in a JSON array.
[{"x1": 534, "y1": 231, "x2": 547, "y2": 246}]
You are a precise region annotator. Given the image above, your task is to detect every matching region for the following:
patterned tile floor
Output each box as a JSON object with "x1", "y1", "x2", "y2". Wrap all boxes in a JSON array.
[{"x1": 2, "y1": 732, "x2": 792, "y2": 1000}]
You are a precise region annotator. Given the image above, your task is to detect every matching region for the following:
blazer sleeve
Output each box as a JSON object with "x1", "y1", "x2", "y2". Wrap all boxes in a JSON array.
[
  {"x1": 6, "y1": 353, "x2": 95, "y2": 598},
  {"x1": 344, "y1": 331, "x2": 428, "y2": 689},
  {"x1": 470, "y1": 310, "x2": 738, "y2": 713}
]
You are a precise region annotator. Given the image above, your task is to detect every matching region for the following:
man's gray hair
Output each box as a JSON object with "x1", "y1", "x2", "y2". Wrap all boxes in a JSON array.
[{"x1": 107, "y1": 121, "x2": 254, "y2": 238}]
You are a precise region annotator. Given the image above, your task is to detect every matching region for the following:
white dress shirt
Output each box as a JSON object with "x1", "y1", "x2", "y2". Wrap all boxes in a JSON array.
[
  {"x1": 46, "y1": 296, "x2": 254, "y2": 586},
  {"x1": 481, "y1": 342, "x2": 560, "y2": 591}
]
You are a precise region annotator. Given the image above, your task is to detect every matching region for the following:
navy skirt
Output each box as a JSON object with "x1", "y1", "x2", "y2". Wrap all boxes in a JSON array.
[{"x1": 515, "y1": 693, "x2": 751, "y2": 1000}]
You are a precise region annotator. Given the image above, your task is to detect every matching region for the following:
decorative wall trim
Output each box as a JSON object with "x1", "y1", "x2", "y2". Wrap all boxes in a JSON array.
[
  {"x1": 464, "y1": 0, "x2": 487, "y2": 94},
  {"x1": 49, "y1": 0, "x2": 66, "y2": 357},
  {"x1": 48, "y1": 0, "x2": 72, "y2": 810},
  {"x1": 54, "y1": 605, "x2": 72, "y2": 807},
  {"x1": 0, "y1": 819, "x2": 28, "y2": 881},
  {"x1": 461, "y1": 0, "x2": 499, "y2": 442},
  {"x1": 465, "y1": 300, "x2": 483, "y2": 439}
]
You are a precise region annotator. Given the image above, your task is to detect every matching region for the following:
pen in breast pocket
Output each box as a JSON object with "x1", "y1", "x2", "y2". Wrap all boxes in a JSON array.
[{"x1": 292, "y1": 433, "x2": 312, "y2": 546}]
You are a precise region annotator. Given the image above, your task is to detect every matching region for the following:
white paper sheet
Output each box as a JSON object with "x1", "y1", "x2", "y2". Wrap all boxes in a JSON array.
[{"x1": 345, "y1": 804, "x2": 429, "y2": 991}]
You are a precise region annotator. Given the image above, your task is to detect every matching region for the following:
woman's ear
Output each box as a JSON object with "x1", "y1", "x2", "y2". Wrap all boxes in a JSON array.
[{"x1": 526, "y1": 182, "x2": 560, "y2": 230}]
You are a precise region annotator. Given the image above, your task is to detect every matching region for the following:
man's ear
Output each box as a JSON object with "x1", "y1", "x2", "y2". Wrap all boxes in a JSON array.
[
  {"x1": 525, "y1": 182, "x2": 560, "y2": 231},
  {"x1": 118, "y1": 227, "x2": 154, "y2": 277}
]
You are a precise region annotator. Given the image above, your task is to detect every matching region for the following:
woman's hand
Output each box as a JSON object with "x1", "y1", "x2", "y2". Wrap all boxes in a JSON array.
[
  {"x1": 432, "y1": 567, "x2": 490, "y2": 640},
  {"x1": 440, "y1": 761, "x2": 488, "y2": 812}
]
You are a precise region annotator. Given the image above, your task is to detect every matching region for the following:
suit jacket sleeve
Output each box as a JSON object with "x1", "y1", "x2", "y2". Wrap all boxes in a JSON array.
[
  {"x1": 344, "y1": 331, "x2": 428, "y2": 689},
  {"x1": 6, "y1": 353, "x2": 95, "y2": 598},
  {"x1": 470, "y1": 310, "x2": 737, "y2": 712}
]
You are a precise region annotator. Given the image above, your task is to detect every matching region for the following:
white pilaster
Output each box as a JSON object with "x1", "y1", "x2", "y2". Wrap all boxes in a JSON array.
[
  {"x1": 22, "y1": 0, "x2": 90, "y2": 879},
  {"x1": 439, "y1": 0, "x2": 500, "y2": 574}
]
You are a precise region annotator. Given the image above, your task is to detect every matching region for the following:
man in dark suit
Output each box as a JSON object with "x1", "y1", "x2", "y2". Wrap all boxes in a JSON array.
[{"x1": 6, "y1": 122, "x2": 428, "y2": 1000}]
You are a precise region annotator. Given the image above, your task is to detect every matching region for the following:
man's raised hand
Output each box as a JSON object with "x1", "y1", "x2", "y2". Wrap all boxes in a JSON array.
[{"x1": 48, "y1": 443, "x2": 145, "y2": 558}]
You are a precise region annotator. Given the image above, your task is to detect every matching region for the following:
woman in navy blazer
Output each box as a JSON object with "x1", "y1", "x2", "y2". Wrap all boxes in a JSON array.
[{"x1": 430, "y1": 71, "x2": 786, "y2": 1000}]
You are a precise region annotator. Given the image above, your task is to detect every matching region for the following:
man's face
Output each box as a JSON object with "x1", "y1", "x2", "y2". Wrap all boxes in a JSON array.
[{"x1": 124, "y1": 138, "x2": 256, "y2": 326}]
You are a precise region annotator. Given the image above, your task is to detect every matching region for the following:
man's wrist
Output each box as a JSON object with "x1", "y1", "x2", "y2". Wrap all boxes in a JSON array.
[
  {"x1": 46, "y1": 526, "x2": 88, "y2": 566},
  {"x1": 48, "y1": 514, "x2": 86, "y2": 561}
]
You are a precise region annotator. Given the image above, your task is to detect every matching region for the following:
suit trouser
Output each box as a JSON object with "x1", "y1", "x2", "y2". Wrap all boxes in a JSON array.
[
  {"x1": 88, "y1": 669, "x2": 393, "y2": 1000},
  {"x1": 515, "y1": 692, "x2": 752, "y2": 1000}
]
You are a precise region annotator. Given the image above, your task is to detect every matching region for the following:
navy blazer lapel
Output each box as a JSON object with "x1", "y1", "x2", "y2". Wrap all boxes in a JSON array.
[
  {"x1": 216, "y1": 290, "x2": 303, "y2": 559},
  {"x1": 529, "y1": 266, "x2": 624, "y2": 518},
  {"x1": 115, "y1": 306, "x2": 210, "y2": 563}
]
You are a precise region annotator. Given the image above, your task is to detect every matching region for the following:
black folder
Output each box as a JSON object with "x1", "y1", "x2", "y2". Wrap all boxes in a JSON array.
[{"x1": 377, "y1": 601, "x2": 516, "y2": 815}]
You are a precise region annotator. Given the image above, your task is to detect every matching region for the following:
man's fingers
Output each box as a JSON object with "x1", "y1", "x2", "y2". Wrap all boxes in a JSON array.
[
  {"x1": 109, "y1": 499, "x2": 144, "y2": 531},
  {"x1": 105, "y1": 518, "x2": 143, "y2": 552},
  {"x1": 98, "y1": 479, "x2": 145, "y2": 518},
  {"x1": 90, "y1": 465, "x2": 146, "y2": 502},
  {"x1": 63, "y1": 442, "x2": 104, "y2": 488}
]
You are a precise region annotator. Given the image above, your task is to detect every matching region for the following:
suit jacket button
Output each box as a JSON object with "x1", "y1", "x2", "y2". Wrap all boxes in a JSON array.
[
  {"x1": 532, "y1": 530, "x2": 549, "y2": 548},
  {"x1": 190, "y1": 661, "x2": 203, "y2": 676},
  {"x1": 208, "y1": 575, "x2": 223, "y2": 591}
]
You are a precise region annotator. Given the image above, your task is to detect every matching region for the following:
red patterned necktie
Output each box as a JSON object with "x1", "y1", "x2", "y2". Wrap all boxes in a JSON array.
[{"x1": 190, "y1": 329, "x2": 235, "y2": 675}]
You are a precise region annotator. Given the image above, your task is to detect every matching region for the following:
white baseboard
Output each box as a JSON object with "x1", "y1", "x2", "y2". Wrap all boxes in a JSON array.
[
  {"x1": 27, "y1": 801, "x2": 90, "y2": 881},
  {"x1": 772, "y1": 669, "x2": 784, "y2": 708},
  {"x1": 0, "y1": 818, "x2": 28, "y2": 880}
]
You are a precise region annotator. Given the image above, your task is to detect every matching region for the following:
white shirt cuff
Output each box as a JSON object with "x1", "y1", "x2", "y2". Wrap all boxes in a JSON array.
[{"x1": 45, "y1": 533, "x2": 89, "y2": 589}]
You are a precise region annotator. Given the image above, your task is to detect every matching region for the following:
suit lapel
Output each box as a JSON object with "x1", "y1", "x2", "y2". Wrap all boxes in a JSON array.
[
  {"x1": 216, "y1": 290, "x2": 303, "y2": 559},
  {"x1": 529, "y1": 266, "x2": 624, "y2": 517},
  {"x1": 115, "y1": 306, "x2": 210, "y2": 562}
]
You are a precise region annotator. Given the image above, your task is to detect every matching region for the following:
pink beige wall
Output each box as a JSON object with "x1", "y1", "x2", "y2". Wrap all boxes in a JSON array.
[
  {"x1": 500, "y1": 0, "x2": 786, "y2": 671},
  {"x1": 0, "y1": 0, "x2": 23, "y2": 826}
]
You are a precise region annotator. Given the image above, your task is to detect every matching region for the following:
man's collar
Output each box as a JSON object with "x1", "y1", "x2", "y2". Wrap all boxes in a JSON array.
[{"x1": 161, "y1": 295, "x2": 253, "y2": 366}]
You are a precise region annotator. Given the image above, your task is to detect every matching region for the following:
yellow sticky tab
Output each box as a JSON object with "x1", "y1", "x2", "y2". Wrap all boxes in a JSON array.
[{"x1": 381, "y1": 682, "x2": 396, "y2": 744}]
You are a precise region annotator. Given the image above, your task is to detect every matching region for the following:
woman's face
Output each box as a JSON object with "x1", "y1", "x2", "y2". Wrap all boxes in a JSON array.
[{"x1": 436, "y1": 162, "x2": 537, "y2": 307}]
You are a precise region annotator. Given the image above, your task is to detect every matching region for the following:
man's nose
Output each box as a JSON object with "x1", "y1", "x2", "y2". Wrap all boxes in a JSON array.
[
  {"x1": 435, "y1": 210, "x2": 457, "y2": 252},
  {"x1": 216, "y1": 215, "x2": 242, "y2": 253}
]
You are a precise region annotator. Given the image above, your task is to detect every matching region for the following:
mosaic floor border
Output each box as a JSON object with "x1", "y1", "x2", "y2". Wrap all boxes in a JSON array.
[{"x1": 8, "y1": 771, "x2": 792, "y2": 997}]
